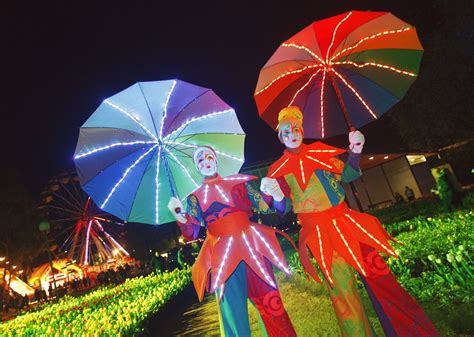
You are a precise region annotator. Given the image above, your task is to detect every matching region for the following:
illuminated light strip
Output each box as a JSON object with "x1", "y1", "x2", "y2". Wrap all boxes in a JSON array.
[
  {"x1": 299, "y1": 159, "x2": 306, "y2": 185},
  {"x1": 332, "y1": 69, "x2": 377, "y2": 119},
  {"x1": 332, "y1": 219, "x2": 366, "y2": 276},
  {"x1": 223, "y1": 176, "x2": 249, "y2": 181},
  {"x1": 164, "y1": 140, "x2": 244, "y2": 162},
  {"x1": 305, "y1": 155, "x2": 334, "y2": 169},
  {"x1": 242, "y1": 232, "x2": 276, "y2": 287},
  {"x1": 159, "y1": 80, "x2": 177, "y2": 139},
  {"x1": 251, "y1": 226, "x2": 290, "y2": 275},
  {"x1": 164, "y1": 109, "x2": 234, "y2": 140},
  {"x1": 104, "y1": 99, "x2": 158, "y2": 141},
  {"x1": 101, "y1": 145, "x2": 157, "y2": 208},
  {"x1": 84, "y1": 220, "x2": 93, "y2": 265},
  {"x1": 320, "y1": 69, "x2": 327, "y2": 138},
  {"x1": 288, "y1": 68, "x2": 322, "y2": 106},
  {"x1": 331, "y1": 27, "x2": 412, "y2": 61},
  {"x1": 94, "y1": 220, "x2": 130, "y2": 256},
  {"x1": 213, "y1": 237, "x2": 233, "y2": 289},
  {"x1": 333, "y1": 61, "x2": 416, "y2": 77},
  {"x1": 74, "y1": 141, "x2": 156, "y2": 159},
  {"x1": 255, "y1": 64, "x2": 321, "y2": 95},
  {"x1": 155, "y1": 146, "x2": 162, "y2": 224},
  {"x1": 315, "y1": 224, "x2": 333, "y2": 284},
  {"x1": 166, "y1": 150, "x2": 199, "y2": 188},
  {"x1": 308, "y1": 149, "x2": 337, "y2": 153},
  {"x1": 344, "y1": 213, "x2": 395, "y2": 255},
  {"x1": 270, "y1": 158, "x2": 289, "y2": 177},
  {"x1": 281, "y1": 43, "x2": 326, "y2": 65},
  {"x1": 215, "y1": 185, "x2": 229, "y2": 203},
  {"x1": 203, "y1": 184, "x2": 209, "y2": 204},
  {"x1": 326, "y1": 11, "x2": 352, "y2": 63}
]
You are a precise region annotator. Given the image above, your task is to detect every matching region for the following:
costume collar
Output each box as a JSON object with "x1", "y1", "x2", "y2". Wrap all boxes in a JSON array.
[
  {"x1": 267, "y1": 142, "x2": 345, "y2": 190},
  {"x1": 193, "y1": 174, "x2": 256, "y2": 213}
]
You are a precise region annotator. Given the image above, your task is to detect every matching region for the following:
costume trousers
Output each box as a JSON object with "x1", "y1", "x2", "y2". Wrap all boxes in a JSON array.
[{"x1": 217, "y1": 261, "x2": 296, "y2": 337}]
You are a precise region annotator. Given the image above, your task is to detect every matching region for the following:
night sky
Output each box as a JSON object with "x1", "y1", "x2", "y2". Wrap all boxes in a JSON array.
[{"x1": 3, "y1": 0, "x2": 438, "y2": 193}]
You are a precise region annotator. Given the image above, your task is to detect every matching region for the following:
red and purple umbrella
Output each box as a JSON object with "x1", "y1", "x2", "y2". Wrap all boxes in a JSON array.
[{"x1": 255, "y1": 10, "x2": 423, "y2": 138}]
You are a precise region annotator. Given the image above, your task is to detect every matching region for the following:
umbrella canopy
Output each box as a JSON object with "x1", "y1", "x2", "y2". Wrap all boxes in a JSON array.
[
  {"x1": 255, "y1": 10, "x2": 423, "y2": 138},
  {"x1": 74, "y1": 80, "x2": 245, "y2": 225}
]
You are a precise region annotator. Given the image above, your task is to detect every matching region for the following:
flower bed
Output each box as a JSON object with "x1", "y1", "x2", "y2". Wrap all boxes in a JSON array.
[{"x1": 0, "y1": 268, "x2": 191, "y2": 336}]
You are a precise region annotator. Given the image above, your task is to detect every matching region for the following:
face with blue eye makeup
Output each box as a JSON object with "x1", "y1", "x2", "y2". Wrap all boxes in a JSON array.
[
  {"x1": 194, "y1": 147, "x2": 218, "y2": 177},
  {"x1": 278, "y1": 121, "x2": 303, "y2": 149}
]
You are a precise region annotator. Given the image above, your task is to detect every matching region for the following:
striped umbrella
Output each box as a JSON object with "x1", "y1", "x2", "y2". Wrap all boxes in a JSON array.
[
  {"x1": 74, "y1": 80, "x2": 245, "y2": 225},
  {"x1": 255, "y1": 10, "x2": 423, "y2": 138}
]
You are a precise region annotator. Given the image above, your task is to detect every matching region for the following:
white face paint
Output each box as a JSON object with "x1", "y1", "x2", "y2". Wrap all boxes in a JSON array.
[
  {"x1": 279, "y1": 122, "x2": 303, "y2": 149},
  {"x1": 195, "y1": 148, "x2": 218, "y2": 177}
]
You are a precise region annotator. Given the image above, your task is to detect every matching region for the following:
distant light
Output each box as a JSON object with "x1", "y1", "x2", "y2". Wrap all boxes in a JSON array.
[
  {"x1": 0, "y1": 257, "x2": 5, "y2": 262},
  {"x1": 383, "y1": 156, "x2": 389, "y2": 159},
  {"x1": 369, "y1": 156, "x2": 374, "y2": 160}
]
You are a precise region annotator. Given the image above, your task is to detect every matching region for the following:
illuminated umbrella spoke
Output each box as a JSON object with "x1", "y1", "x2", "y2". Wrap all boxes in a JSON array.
[
  {"x1": 255, "y1": 10, "x2": 423, "y2": 138},
  {"x1": 75, "y1": 80, "x2": 245, "y2": 225}
]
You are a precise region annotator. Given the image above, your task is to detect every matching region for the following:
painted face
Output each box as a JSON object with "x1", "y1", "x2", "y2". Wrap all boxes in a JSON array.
[
  {"x1": 195, "y1": 148, "x2": 217, "y2": 177},
  {"x1": 279, "y1": 122, "x2": 303, "y2": 149}
]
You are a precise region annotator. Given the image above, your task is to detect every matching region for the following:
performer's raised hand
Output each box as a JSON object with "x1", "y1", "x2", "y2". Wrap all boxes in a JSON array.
[
  {"x1": 168, "y1": 197, "x2": 187, "y2": 223},
  {"x1": 349, "y1": 130, "x2": 365, "y2": 154},
  {"x1": 260, "y1": 177, "x2": 285, "y2": 202}
]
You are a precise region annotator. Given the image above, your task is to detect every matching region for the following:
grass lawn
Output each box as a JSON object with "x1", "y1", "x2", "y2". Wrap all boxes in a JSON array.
[{"x1": 172, "y1": 271, "x2": 471, "y2": 336}]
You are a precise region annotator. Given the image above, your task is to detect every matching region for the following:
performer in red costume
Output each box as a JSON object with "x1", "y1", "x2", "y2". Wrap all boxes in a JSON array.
[
  {"x1": 168, "y1": 146, "x2": 296, "y2": 337},
  {"x1": 261, "y1": 106, "x2": 438, "y2": 337}
]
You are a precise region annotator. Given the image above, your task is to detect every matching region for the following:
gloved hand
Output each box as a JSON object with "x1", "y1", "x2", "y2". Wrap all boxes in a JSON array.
[
  {"x1": 260, "y1": 177, "x2": 285, "y2": 202},
  {"x1": 168, "y1": 197, "x2": 187, "y2": 223},
  {"x1": 349, "y1": 130, "x2": 365, "y2": 154}
]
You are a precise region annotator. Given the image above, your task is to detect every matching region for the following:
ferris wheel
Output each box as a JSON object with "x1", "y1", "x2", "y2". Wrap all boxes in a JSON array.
[{"x1": 38, "y1": 170, "x2": 130, "y2": 266}]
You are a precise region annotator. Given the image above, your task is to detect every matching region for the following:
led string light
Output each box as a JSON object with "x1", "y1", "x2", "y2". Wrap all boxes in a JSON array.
[
  {"x1": 270, "y1": 158, "x2": 289, "y2": 178},
  {"x1": 330, "y1": 27, "x2": 412, "y2": 62},
  {"x1": 215, "y1": 185, "x2": 230, "y2": 203},
  {"x1": 155, "y1": 146, "x2": 163, "y2": 224},
  {"x1": 84, "y1": 220, "x2": 93, "y2": 265},
  {"x1": 320, "y1": 69, "x2": 327, "y2": 138},
  {"x1": 164, "y1": 109, "x2": 234, "y2": 140},
  {"x1": 331, "y1": 69, "x2": 378, "y2": 119},
  {"x1": 305, "y1": 155, "x2": 334, "y2": 169},
  {"x1": 203, "y1": 184, "x2": 209, "y2": 204},
  {"x1": 159, "y1": 80, "x2": 177, "y2": 139},
  {"x1": 74, "y1": 141, "x2": 156, "y2": 159},
  {"x1": 326, "y1": 11, "x2": 353, "y2": 63},
  {"x1": 288, "y1": 69, "x2": 323, "y2": 106},
  {"x1": 250, "y1": 226, "x2": 290, "y2": 275},
  {"x1": 164, "y1": 140, "x2": 244, "y2": 163},
  {"x1": 101, "y1": 145, "x2": 158, "y2": 208},
  {"x1": 344, "y1": 213, "x2": 395, "y2": 255},
  {"x1": 308, "y1": 149, "x2": 337, "y2": 153},
  {"x1": 332, "y1": 61, "x2": 416, "y2": 77},
  {"x1": 332, "y1": 219, "x2": 366, "y2": 276},
  {"x1": 104, "y1": 99, "x2": 158, "y2": 141},
  {"x1": 281, "y1": 43, "x2": 326, "y2": 65},
  {"x1": 213, "y1": 237, "x2": 233, "y2": 289},
  {"x1": 166, "y1": 149, "x2": 199, "y2": 188},
  {"x1": 255, "y1": 64, "x2": 321, "y2": 95},
  {"x1": 315, "y1": 224, "x2": 333, "y2": 284},
  {"x1": 223, "y1": 176, "x2": 249, "y2": 181},
  {"x1": 242, "y1": 232, "x2": 276, "y2": 287},
  {"x1": 299, "y1": 159, "x2": 306, "y2": 185}
]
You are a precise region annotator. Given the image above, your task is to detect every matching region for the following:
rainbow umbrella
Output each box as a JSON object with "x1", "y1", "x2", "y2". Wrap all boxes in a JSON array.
[
  {"x1": 74, "y1": 80, "x2": 245, "y2": 225},
  {"x1": 255, "y1": 10, "x2": 423, "y2": 138}
]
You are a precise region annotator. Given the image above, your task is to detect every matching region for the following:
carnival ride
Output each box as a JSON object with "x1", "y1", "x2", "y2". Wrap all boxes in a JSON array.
[{"x1": 38, "y1": 171, "x2": 130, "y2": 266}]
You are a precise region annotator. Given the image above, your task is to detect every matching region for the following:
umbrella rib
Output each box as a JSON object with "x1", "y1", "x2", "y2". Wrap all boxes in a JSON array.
[
  {"x1": 320, "y1": 70, "x2": 327, "y2": 138},
  {"x1": 166, "y1": 149, "x2": 199, "y2": 188},
  {"x1": 330, "y1": 27, "x2": 412, "y2": 62},
  {"x1": 332, "y1": 61, "x2": 417, "y2": 77},
  {"x1": 101, "y1": 145, "x2": 158, "y2": 209},
  {"x1": 326, "y1": 12, "x2": 353, "y2": 63},
  {"x1": 155, "y1": 145, "x2": 162, "y2": 224},
  {"x1": 255, "y1": 64, "x2": 321, "y2": 95},
  {"x1": 164, "y1": 109, "x2": 235, "y2": 141},
  {"x1": 288, "y1": 68, "x2": 323, "y2": 106},
  {"x1": 165, "y1": 139, "x2": 243, "y2": 163},
  {"x1": 104, "y1": 99, "x2": 158, "y2": 141},
  {"x1": 162, "y1": 90, "x2": 209, "y2": 138},
  {"x1": 159, "y1": 80, "x2": 177, "y2": 139},
  {"x1": 74, "y1": 141, "x2": 156, "y2": 159},
  {"x1": 281, "y1": 43, "x2": 326, "y2": 65},
  {"x1": 138, "y1": 83, "x2": 160, "y2": 138},
  {"x1": 331, "y1": 69, "x2": 378, "y2": 119}
]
